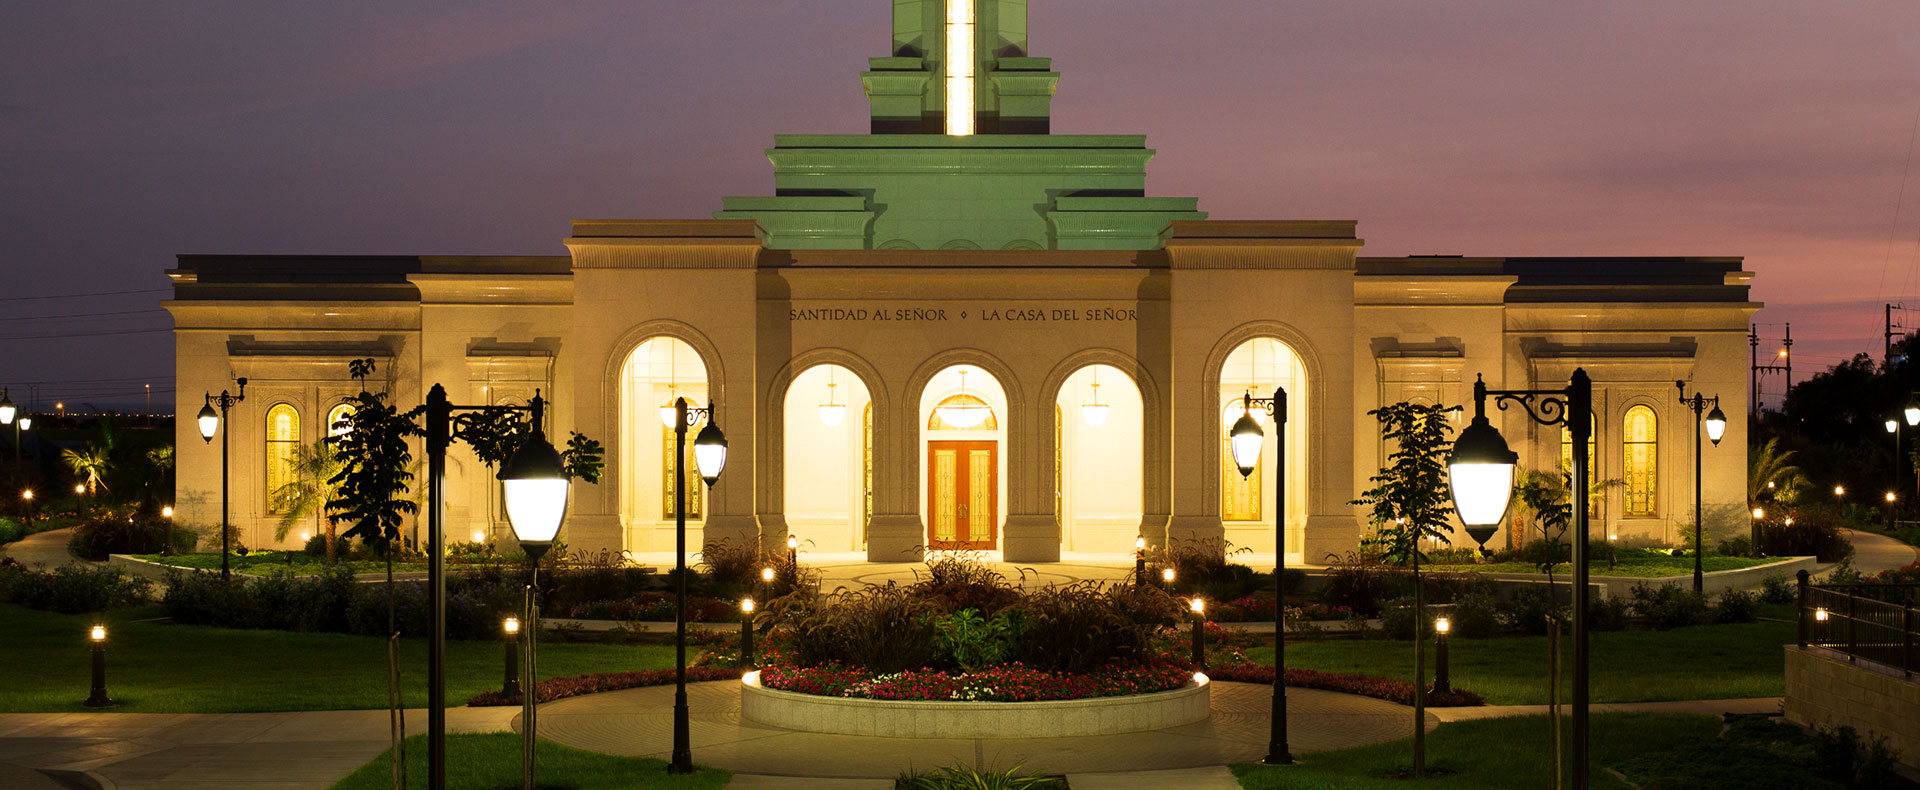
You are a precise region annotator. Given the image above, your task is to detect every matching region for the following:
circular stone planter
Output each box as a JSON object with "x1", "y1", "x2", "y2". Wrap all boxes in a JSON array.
[{"x1": 739, "y1": 670, "x2": 1211, "y2": 738}]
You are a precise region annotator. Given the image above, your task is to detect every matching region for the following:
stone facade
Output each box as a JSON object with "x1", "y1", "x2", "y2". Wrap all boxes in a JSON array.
[
  {"x1": 163, "y1": 1, "x2": 1757, "y2": 566},
  {"x1": 1784, "y1": 646, "x2": 1920, "y2": 770}
]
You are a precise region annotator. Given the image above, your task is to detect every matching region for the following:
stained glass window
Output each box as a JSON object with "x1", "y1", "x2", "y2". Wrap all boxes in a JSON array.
[
  {"x1": 265, "y1": 404, "x2": 300, "y2": 514},
  {"x1": 1623, "y1": 405, "x2": 1658, "y2": 517}
]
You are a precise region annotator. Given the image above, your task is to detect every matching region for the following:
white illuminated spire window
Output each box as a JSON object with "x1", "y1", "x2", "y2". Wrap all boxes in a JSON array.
[{"x1": 945, "y1": 0, "x2": 975, "y2": 136}]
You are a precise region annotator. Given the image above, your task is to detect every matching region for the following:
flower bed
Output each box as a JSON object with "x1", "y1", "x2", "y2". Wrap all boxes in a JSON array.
[
  {"x1": 466, "y1": 666, "x2": 744, "y2": 707},
  {"x1": 757, "y1": 657, "x2": 1191, "y2": 702},
  {"x1": 1205, "y1": 664, "x2": 1485, "y2": 707}
]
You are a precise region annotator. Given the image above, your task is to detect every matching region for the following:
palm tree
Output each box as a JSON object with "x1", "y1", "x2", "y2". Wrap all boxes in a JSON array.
[
  {"x1": 271, "y1": 440, "x2": 345, "y2": 563},
  {"x1": 62, "y1": 444, "x2": 113, "y2": 495},
  {"x1": 1748, "y1": 437, "x2": 1807, "y2": 503}
]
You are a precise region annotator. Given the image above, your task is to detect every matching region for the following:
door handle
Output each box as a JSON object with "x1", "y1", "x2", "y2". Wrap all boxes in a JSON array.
[{"x1": 959, "y1": 504, "x2": 968, "y2": 517}]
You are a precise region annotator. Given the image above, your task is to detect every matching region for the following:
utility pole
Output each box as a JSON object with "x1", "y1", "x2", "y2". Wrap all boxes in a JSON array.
[
  {"x1": 1890, "y1": 304, "x2": 1910, "y2": 370},
  {"x1": 1750, "y1": 325, "x2": 1759, "y2": 414},
  {"x1": 1753, "y1": 324, "x2": 1792, "y2": 413}
]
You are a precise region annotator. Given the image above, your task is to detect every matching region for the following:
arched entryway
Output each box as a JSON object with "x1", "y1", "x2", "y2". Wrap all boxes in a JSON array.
[
  {"x1": 1218, "y1": 337, "x2": 1309, "y2": 563},
  {"x1": 1053, "y1": 364, "x2": 1144, "y2": 554},
  {"x1": 918, "y1": 365, "x2": 1008, "y2": 551},
  {"x1": 618, "y1": 336, "x2": 710, "y2": 554},
  {"x1": 781, "y1": 363, "x2": 875, "y2": 552}
]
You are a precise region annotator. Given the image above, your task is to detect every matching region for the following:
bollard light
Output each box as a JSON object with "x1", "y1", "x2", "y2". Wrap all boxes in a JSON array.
[
  {"x1": 1190, "y1": 597, "x2": 1207, "y2": 670},
  {"x1": 84, "y1": 624, "x2": 112, "y2": 707},
  {"x1": 500, "y1": 617, "x2": 521, "y2": 697},
  {"x1": 740, "y1": 598, "x2": 757, "y2": 668},
  {"x1": 21, "y1": 489, "x2": 31, "y2": 501},
  {"x1": 1888, "y1": 493, "x2": 1899, "y2": 503},
  {"x1": 1435, "y1": 617, "x2": 1451, "y2": 635},
  {"x1": 161, "y1": 506, "x2": 173, "y2": 518},
  {"x1": 75, "y1": 484, "x2": 85, "y2": 495},
  {"x1": 1814, "y1": 607, "x2": 1829, "y2": 622},
  {"x1": 1162, "y1": 567, "x2": 1176, "y2": 585},
  {"x1": 1752, "y1": 507, "x2": 1765, "y2": 519},
  {"x1": 1135, "y1": 536, "x2": 1146, "y2": 552},
  {"x1": 1835, "y1": 485, "x2": 1845, "y2": 497},
  {"x1": 787, "y1": 535, "x2": 798, "y2": 551},
  {"x1": 1433, "y1": 616, "x2": 1453, "y2": 694}
]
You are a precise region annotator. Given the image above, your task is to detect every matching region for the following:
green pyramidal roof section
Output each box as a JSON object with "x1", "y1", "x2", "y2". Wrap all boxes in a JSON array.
[{"x1": 714, "y1": 0, "x2": 1204, "y2": 251}]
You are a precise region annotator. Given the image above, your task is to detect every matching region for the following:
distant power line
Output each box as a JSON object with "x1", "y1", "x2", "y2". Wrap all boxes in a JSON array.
[
  {"x1": 0, "y1": 288, "x2": 169, "y2": 302},
  {"x1": 0, "y1": 308, "x2": 167, "y2": 322},
  {"x1": 0, "y1": 327, "x2": 172, "y2": 341}
]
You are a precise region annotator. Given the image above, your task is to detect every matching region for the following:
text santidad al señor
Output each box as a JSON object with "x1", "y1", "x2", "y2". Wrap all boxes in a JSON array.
[{"x1": 789, "y1": 307, "x2": 1137, "y2": 322}]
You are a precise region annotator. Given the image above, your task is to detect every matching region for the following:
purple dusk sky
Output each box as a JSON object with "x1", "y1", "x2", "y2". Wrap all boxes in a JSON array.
[{"x1": 2, "y1": 1, "x2": 1918, "y2": 411}]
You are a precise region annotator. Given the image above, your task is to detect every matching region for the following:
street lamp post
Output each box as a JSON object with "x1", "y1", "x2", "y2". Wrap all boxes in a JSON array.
[
  {"x1": 422, "y1": 386, "x2": 571, "y2": 790},
  {"x1": 196, "y1": 378, "x2": 248, "y2": 579},
  {"x1": 1449, "y1": 370, "x2": 1593, "y2": 790},
  {"x1": 1228, "y1": 385, "x2": 1292, "y2": 766},
  {"x1": 1676, "y1": 382, "x2": 1726, "y2": 593},
  {"x1": 671, "y1": 397, "x2": 728, "y2": 775}
]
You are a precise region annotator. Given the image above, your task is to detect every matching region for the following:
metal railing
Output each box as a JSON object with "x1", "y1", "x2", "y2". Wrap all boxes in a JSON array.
[{"x1": 1796, "y1": 570, "x2": 1918, "y2": 676}]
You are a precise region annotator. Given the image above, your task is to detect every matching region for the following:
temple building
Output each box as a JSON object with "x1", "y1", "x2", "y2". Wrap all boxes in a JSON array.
[{"x1": 166, "y1": 0, "x2": 1756, "y2": 564}]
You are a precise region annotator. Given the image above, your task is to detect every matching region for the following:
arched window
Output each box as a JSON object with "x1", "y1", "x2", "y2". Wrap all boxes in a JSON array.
[
  {"x1": 264, "y1": 404, "x2": 300, "y2": 514},
  {"x1": 1221, "y1": 400, "x2": 1262, "y2": 522},
  {"x1": 326, "y1": 403, "x2": 355, "y2": 438},
  {"x1": 1623, "y1": 405, "x2": 1658, "y2": 517}
]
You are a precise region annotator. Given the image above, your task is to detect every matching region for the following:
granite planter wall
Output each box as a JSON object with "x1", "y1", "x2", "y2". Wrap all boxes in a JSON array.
[{"x1": 739, "y1": 670, "x2": 1211, "y2": 738}]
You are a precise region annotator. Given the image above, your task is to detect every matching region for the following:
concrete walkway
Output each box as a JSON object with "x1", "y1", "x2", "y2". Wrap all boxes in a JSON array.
[
  {"x1": 1828, "y1": 528, "x2": 1920, "y2": 579},
  {"x1": 1, "y1": 527, "x2": 88, "y2": 569},
  {"x1": 535, "y1": 679, "x2": 1429, "y2": 781},
  {"x1": 0, "y1": 707, "x2": 516, "y2": 790}
]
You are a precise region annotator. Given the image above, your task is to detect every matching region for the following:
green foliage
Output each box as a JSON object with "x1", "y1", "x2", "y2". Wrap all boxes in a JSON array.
[
  {"x1": 1351, "y1": 401, "x2": 1458, "y2": 565},
  {"x1": 1712, "y1": 588, "x2": 1758, "y2": 624},
  {"x1": 785, "y1": 582, "x2": 942, "y2": 672},
  {"x1": 1004, "y1": 582, "x2": 1177, "y2": 673},
  {"x1": 1629, "y1": 583, "x2": 1709, "y2": 630},
  {"x1": 0, "y1": 516, "x2": 23, "y2": 544},
  {"x1": 1497, "y1": 586, "x2": 1561, "y2": 635},
  {"x1": 1760, "y1": 574, "x2": 1796, "y2": 604},
  {"x1": 931, "y1": 608, "x2": 1016, "y2": 670},
  {"x1": 453, "y1": 407, "x2": 606, "y2": 485},
  {"x1": 67, "y1": 512, "x2": 191, "y2": 559},
  {"x1": 326, "y1": 380, "x2": 419, "y2": 550},
  {"x1": 1749, "y1": 436, "x2": 1808, "y2": 503},
  {"x1": 1446, "y1": 593, "x2": 1502, "y2": 638},
  {"x1": 0, "y1": 563, "x2": 150, "y2": 613},
  {"x1": 896, "y1": 764, "x2": 1064, "y2": 790},
  {"x1": 60, "y1": 443, "x2": 112, "y2": 495},
  {"x1": 271, "y1": 439, "x2": 345, "y2": 556},
  {"x1": 1756, "y1": 505, "x2": 1854, "y2": 562}
]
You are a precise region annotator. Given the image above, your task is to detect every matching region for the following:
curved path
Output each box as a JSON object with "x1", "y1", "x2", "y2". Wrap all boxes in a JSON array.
[
  {"x1": 1833, "y1": 528, "x2": 1919, "y2": 578},
  {"x1": 535, "y1": 679, "x2": 1428, "y2": 780},
  {"x1": 0, "y1": 527, "x2": 88, "y2": 568}
]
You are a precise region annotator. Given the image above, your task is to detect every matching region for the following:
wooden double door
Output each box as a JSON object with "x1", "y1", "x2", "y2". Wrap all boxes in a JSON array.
[{"x1": 928, "y1": 440, "x2": 997, "y2": 549}]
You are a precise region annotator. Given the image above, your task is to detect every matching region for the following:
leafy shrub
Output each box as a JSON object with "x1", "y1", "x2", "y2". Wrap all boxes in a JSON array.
[
  {"x1": 1756, "y1": 506, "x2": 1853, "y2": 562},
  {"x1": 163, "y1": 567, "x2": 516, "y2": 639},
  {"x1": 931, "y1": 609, "x2": 1017, "y2": 670},
  {"x1": 1864, "y1": 560, "x2": 1920, "y2": 586},
  {"x1": 68, "y1": 514, "x2": 180, "y2": 559},
  {"x1": 1379, "y1": 596, "x2": 1419, "y2": 640},
  {"x1": 915, "y1": 552, "x2": 1021, "y2": 614},
  {"x1": 567, "y1": 593, "x2": 736, "y2": 622},
  {"x1": 1318, "y1": 554, "x2": 1410, "y2": 616},
  {"x1": 1498, "y1": 585, "x2": 1562, "y2": 635},
  {"x1": 1004, "y1": 582, "x2": 1177, "y2": 673},
  {"x1": 1447, "y1": 593, "x2": 1502, "y2": 638},
  {"x1": 762, "y1": 657, "x2": 1190, "y2": 702},
  {"x1": 1715, "y1": 536, "x2": 1754, "y2": 557},
  {"x1": 696, "y1": 537, "x2": 816, "y2": 601},
  {"x1": 1154, "y1": 538, "x2": 1268, "y2": 599},
  {"x1": 1629, "y1": 583, "x2": 1708, "y2": 630},
  {"x1": 0, "y1": 516, "x2": 24, "y2": 544},
  {"x1": 1587, "y1": 594, "x2": 1630, "y2": 632},
  {"x1": 1759, "y1": 574, "x2": 1795, "y2": 604},
  {"x1": 898, "y1": 765, "x2": 1065, "y2": 790},
  {"x1": 1712, "y1": 588, "x2": 1758, "y2": 624},
  {"x1": 0, "y1": 563, "x2": 150, "y2": 613},
  {"x1": 785, "y1": 583, "x2": 942, "y2": 672}
]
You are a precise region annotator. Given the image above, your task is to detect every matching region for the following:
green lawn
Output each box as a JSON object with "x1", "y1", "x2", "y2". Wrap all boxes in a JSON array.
[
  {"x1": 331, "y1": 733, "x2": 728, "y2": 790},
  {"x1": 1426, "y1": 551, "x2": 1784, "y2": 577},
  {"x1": 0, "y1": 604, "x2": 680, "y2": 713},
  {"x1": 1234, "y1": 713, "x2": 1742, "y2": 789},
  {"x1": 1245, "y1": 617, "x2": 1794, "y2": 705}
]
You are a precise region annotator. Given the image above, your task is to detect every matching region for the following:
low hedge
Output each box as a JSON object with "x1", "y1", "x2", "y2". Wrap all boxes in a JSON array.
[
  {"x1": 466, "y1": 667, "x2": 744, "y2": 707},
  {"x1": 1205, "y1": 664, "x2": 1486, "y2": 707},
  {"x1": 0, "y1": 561, "x2": 151, "y2": 613},
  {"x1": 163, "y1": 567, "x2": 522, "y2": 640},
  {"x1": 757, "y1": 657, "x2": 1193, "y2": 702}
]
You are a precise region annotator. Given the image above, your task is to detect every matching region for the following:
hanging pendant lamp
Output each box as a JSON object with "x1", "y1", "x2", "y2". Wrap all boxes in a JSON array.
[
  {"x1": 819, "y1": 368, "x2": 847, "y2": 427},
  {"x1": 1081, "y1": 368, "x2": 1109, "y2": 427},
  {"x1": 936, "y1": 369, "x2": 991, "y2": 429}
]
